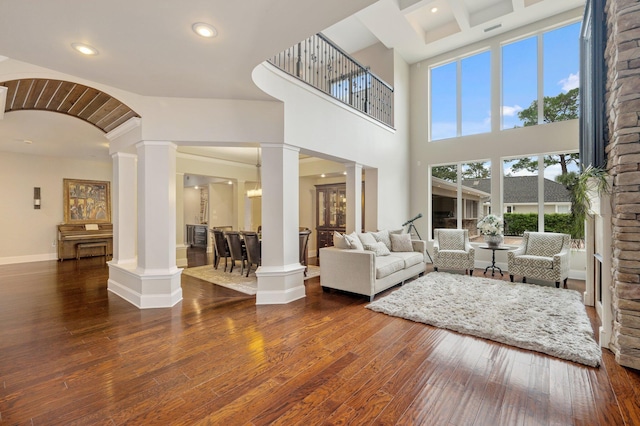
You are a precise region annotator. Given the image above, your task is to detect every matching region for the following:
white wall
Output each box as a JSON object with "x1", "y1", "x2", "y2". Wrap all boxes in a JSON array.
[
  {"x1": 208, "y1": 183, "x2": 234, "y2": 228},
  {"x1": 0, "y1": 152, "x2": 111, "y2": 263},
  {"x1": 252, "y1": 49, "x2": 411, "y2": 231},
  {"x1": 183, "y1": 187, "x2": 202, "y2": 225}
]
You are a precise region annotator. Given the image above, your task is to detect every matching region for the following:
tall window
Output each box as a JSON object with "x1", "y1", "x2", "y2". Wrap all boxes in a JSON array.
[
  {"x1": 502, "y1": 37, "x2": 537, "y2": 129},
  {"x1": 502, "y1": 152, "x2": 579, "y2": 240},
  {"x1": 461, "y1": 52, "x2": 491, "y2": 136},
  {"x1": 430, "y1": 63, "x2": 457, "y2": 140},
  {"x1": 501, "y1": 22, "x2": 581, "y2": 129},
  {"x1": 430, "y1": 50, "x2": 491, "y2": 141},
  {"x1": 431, "y1": 161, "x2": 491, "y2": 241}
]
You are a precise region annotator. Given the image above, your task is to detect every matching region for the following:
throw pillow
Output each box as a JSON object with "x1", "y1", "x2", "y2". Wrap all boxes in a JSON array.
[
  {"x1": 372, "y1": 230, "x2": 392, "y2": 251},
  {"x1": 390, "y1": 233, "x2": 414, "y2": 252},
  {"x1": 345, "y1": 232, "x2": 364, "y2": 250},
  {"x1": 364, "y1": 242, "x2": 391, "y2": 256},
  {"x1": 333, "y1": 231, "x2": 351, "y2": 249},
  {"x1": 358, "y1": 232, "x2": 377, "y2": 247}
]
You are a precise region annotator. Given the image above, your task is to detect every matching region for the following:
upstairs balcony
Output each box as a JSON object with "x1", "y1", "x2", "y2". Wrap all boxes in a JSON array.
[{"x1": 269, "y1": 33, "x2": 394, "y2": 128}]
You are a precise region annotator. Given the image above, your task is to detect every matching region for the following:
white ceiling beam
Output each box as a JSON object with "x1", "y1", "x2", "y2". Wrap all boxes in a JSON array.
[
  {"x1": 512, "y1": 0, "x2": 526, "y2": 11},
  {"x1": 449, "y1": 0, "x2": 471, "y2": 31}
]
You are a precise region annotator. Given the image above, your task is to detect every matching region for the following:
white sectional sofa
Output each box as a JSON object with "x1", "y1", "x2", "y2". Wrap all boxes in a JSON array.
[{"x1": 319, "y1": 230, "x2": 427, "y2": 301}]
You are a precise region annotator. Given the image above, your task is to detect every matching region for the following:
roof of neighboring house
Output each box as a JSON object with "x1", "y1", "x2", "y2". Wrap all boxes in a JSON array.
[{"x1": 462, "y1": 176, "x2": 571, "y2": 203}]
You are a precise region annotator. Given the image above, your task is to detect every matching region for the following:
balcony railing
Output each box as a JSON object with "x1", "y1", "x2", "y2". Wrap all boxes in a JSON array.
[{"x1": 268, "y1": 33, "x2": 394, "y2": 128}]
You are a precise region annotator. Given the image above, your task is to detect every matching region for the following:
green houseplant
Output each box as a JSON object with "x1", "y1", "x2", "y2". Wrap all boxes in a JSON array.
[{"x1": 566, "y1": 165, "x2": 610, "y2": 240}]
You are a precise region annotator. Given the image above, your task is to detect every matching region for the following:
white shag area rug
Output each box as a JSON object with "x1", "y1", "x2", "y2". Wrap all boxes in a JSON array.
[
  {"x1": 182, "y1": 264, "x2": 320, "y2": 295},
  {"x1": 366, "y1": 272, "x2": 601, "y2": 367}
]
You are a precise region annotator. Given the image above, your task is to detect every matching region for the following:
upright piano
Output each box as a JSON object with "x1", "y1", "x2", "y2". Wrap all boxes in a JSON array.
[{"x1": 57, "y1": 223, "x2": 113, "y2": 260}]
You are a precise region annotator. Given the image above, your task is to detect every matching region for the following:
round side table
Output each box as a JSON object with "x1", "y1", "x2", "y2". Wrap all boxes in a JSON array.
[{"x1": 479, "y1": 244, "x2": 510, "y2": 277}]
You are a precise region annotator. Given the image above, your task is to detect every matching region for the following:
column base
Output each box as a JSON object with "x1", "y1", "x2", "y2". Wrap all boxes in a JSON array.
[
  {"x1": 108, "y1": 262, "x2": 183, "y2": 309},
  {"x1": 256, "y1": 264, "x2": 306, "y2": 305},
  {"x1": 176, "y1": 244, "x2": 188, "y2": 268}
]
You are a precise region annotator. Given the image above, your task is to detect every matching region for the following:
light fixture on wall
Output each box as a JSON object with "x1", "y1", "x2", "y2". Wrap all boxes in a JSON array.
[
  {"x1": 34, "y1": 187, "x2": 41, "y2": 209},
  {"x1": 247, "y1": 148, "x2": 262, "y2": 198}
]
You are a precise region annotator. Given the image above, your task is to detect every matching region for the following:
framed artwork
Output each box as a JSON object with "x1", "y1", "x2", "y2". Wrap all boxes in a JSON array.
[{"x1": 63, "y1": 179, "x2": 111, "y2": 224}]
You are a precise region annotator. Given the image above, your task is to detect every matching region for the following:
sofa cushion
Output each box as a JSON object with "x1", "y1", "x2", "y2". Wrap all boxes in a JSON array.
[
  {"x1": 375, "y1": 255, "x2": 405, "y2": 279},
  {"x1": 364, "y1": 242, "x2": 391, "y2": 257},
  {"x1": 512, "y1": 254, "x2": 554, "y2": 269},
  {"x1": 345, "y1": 232, "x2": 364, "y2": 250},
  {"x1": 372, "y1": 230, "x2": 392, "y2": 250},
  {"x1": 333, "y1": 231, "x2": 351, "y2": 249},
  {"x1": 437, "y1": 250, "x2": 469, "y2": 260},
  {"x1": 526, "y1": 233, "x2": 563, "y2": 257},
  {"x1": 390, "y1": 233, "x2": 413, "y2": 252},
  {"x1": 390, "y1": 251, "x2": 423, "y2": 268},
  {"x1": 358, "y1": 232, "x2": 377, "y2": 247}
]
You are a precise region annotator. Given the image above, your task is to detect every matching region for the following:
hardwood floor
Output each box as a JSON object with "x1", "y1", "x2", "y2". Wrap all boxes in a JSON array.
[{"x1": 1, "y1": 250, "x2": 640, "y2": 425}]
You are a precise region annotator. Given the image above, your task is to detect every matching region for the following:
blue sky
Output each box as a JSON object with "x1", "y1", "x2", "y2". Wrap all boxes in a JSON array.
[{"x1": 431, "y1": 21, "x2": 581, "y2": 140}]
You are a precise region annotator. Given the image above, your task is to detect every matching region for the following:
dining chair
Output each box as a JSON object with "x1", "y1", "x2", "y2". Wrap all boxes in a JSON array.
[
  {"x1": 224, "y1": 231, "x2": 246, "y2": 274},
  {"x1": 241, "y1": 231, "x2": 261, "y2": 277},
  {"x1": 211, "y1": 229, "x2": 230, "y2": 271},
  {"x1": 299, "y1": 229, "x2": 312, "y2": 276}
]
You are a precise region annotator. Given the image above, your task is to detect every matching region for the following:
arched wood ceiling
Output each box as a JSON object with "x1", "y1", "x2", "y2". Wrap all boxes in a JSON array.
[{"x1": 1, "y1": 79, "x2": 140, "y2": 133}]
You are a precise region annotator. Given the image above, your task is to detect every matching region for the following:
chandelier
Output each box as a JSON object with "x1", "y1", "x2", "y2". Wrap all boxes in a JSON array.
[{"x1": 247, "y1": 148, "x2": 262, "y2": 198}]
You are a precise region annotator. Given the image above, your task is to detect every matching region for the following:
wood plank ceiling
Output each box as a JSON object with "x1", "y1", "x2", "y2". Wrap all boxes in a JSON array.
[{"x1": 1, "y1": 79, "x2": 140, "y2": 133}]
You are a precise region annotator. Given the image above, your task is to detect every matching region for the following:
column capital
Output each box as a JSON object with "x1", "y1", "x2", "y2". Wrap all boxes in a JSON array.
[
  {"x1": 135, "y1": 140, "x2": 178, "y2": 150},
  {"x1": 261, "y1": 143, "x2": 300, "y2": 154},
  {"x1": 111, "y1": 151, "x2": 137, "y2": 160}
]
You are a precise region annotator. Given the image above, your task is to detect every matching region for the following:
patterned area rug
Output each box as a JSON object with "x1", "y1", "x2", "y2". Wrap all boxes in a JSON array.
[
  {"x1": 366, "y1": 272, "x2": 601, "y2": 367},
  {"x1": 182, "y1": 264, "x2": 320, "y2": 295}
]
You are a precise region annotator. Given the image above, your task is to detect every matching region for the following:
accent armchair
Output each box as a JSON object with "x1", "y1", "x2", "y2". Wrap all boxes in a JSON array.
[
  {"x1": 433, "y1": 229, "x2": 475, "y2": 276},
  {"x1": 507, "y1": 231, "x2": 571, "y2": 288}
]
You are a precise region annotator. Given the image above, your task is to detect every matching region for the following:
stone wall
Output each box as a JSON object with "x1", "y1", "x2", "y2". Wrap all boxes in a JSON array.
[{"x1": 605, "y1": 0, "x2": 640, "y2": 369}]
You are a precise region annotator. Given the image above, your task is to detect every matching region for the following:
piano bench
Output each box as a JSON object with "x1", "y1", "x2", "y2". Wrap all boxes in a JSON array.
[{"x1": 76, "y1": 242, "x2": 108, "y2": 260}]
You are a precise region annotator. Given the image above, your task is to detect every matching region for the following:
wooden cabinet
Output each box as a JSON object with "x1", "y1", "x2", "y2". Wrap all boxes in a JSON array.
[
  {"x1": 186, "y1": 224, "x2": 208, "y2": 249},
  {"x1": 315, "y1": 182, "x2": 365, "y2": 256},
  {"x1": 315, "y1": 183, "x2": 348, "y2": 256}
]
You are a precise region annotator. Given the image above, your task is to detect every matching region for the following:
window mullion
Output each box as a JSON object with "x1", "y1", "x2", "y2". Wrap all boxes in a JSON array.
[
  {"x1": 457, "y1": 60, "x2": 462, "y2": 137},
  {"x1": 538, "y1": 156, "x2": 545, "y2": 231},
  {"x1": 537, "y1": 33, "x2": 544, "y2": 125}
]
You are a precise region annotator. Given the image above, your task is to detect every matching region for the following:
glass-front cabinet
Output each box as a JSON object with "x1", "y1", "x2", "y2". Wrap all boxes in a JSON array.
[{"x1": 315, "y1": 183, "x2": 348, "y2": 255}]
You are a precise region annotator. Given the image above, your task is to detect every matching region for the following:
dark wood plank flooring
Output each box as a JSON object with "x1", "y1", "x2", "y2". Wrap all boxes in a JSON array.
[{"x1": 0, "y1": 249, "x2": 639, "y2": 425}]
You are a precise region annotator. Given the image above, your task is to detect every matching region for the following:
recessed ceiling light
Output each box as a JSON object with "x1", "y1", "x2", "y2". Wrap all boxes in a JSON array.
[
  {"x1": 321, "y1": 174, "x2": 326, "y2": 178},
  {"x1": 431, "y1": 7, "x2": 438, "y2": 13},
  {"x1": 71, "y1": 43, "x2": 99, "y2": 56},
  {"x1": 192, "y1": 22, "x2": 218, "y2": 38}
]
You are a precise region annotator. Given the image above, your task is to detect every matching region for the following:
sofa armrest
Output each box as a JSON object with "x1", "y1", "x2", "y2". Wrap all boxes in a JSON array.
[
  {"x1": 507, "y1": 246, "x2": 526, "y2": 261},
  {"x1": 411, "y1": 239, "x2": 428, "y2": 263},
  {"x1": 553, "y1": 248, "x2": 571, "y2": 277},
  {"x1": 319, "y1": 247, "x2": 376, "y2": 296}
]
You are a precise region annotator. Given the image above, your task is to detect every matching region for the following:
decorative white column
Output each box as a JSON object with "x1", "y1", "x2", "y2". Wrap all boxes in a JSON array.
[
  {"x1": 109, "y1": 152, "x2": 137, "y2": 265},
  {"x1": 345, "y1": 163, "x2": 363, "y2": 233},
  {"x1": 107, "y1": 141, "x2": 182, "y2": 308},
  {"x1": 256, "y1": 143, "x2": 305, "y2": 304},
  {"x1": 175, "y1": 172, "x2": 188, "y2": 267}
]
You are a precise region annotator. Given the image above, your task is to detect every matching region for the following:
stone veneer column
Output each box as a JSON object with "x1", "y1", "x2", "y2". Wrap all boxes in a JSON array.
[{"x1": 605, "y1": 0, "x2": 640, "y2": 369}]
